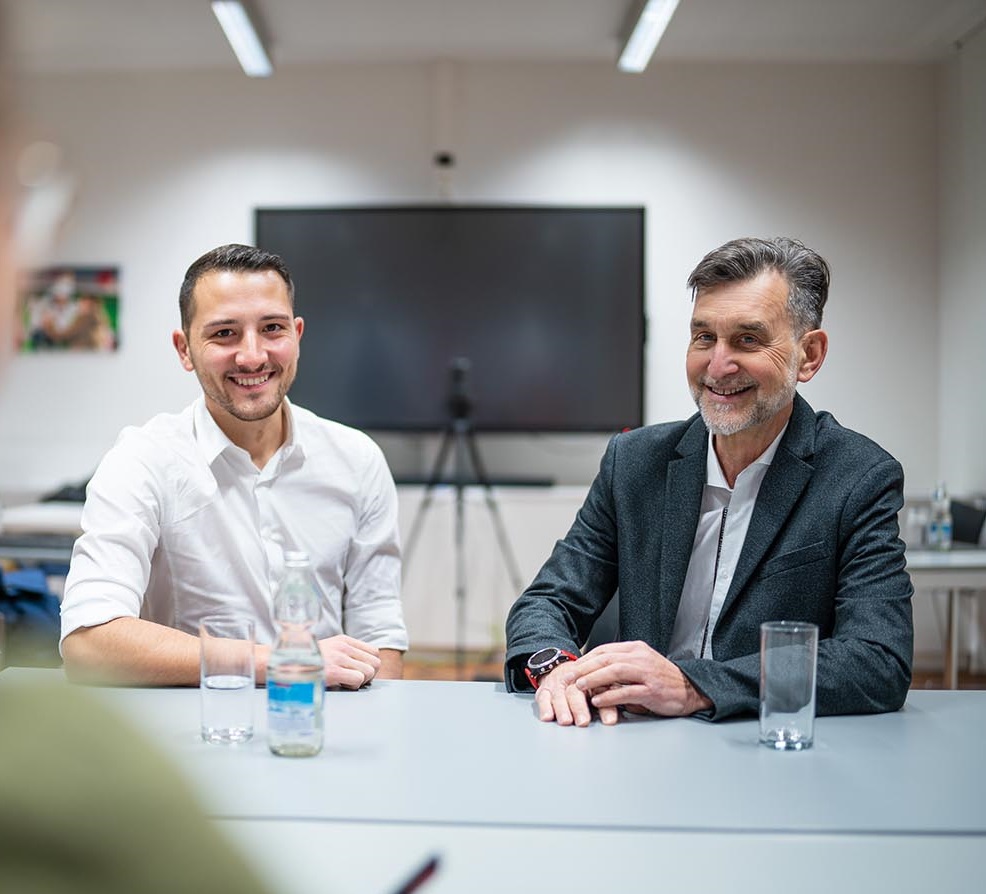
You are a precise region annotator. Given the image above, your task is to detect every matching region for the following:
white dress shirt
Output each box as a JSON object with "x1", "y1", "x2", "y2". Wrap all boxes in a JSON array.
[
  {"x1": 60, "y1": 398, "x2": 407, "y2": 650},
  {"x1": 667, "y1": 427, "x2": 786, "y2": 661}
]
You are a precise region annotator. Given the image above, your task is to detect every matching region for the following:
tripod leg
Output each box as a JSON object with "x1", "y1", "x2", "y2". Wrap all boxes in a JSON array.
[
  {"x1": 402, "y1": 427, "x2": 454, "y2": 568},
  {"x1": 452, "y1": 419, "x2": 472, "y2": 677},
  {"x1": 454, "y1": 473, "x2": 467, "y2": 679},
  {"x1": 465, "y1": 432, "x2": 526, "y2": 594}
]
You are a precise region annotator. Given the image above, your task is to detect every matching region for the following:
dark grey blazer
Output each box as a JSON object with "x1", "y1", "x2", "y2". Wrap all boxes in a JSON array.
[{"x1": 504, "y1": 394, "x2": 914, "y2": 720}]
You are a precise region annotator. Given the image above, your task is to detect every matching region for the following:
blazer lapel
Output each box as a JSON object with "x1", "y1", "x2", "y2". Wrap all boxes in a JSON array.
[
  {"x1": 656, "y1": 415, "x2": 707, "y2": 652},
  {"x1": 721, "y1": 394, "x2": 816, "y2": 614}
]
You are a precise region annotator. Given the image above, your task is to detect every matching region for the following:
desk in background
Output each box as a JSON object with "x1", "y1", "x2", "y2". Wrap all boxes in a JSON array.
[
  {"x1": 906, "y1": 547, "x2": 986, "y2": 689},
  {"x1": 0, "y1": 501, "x2": 81, "y2": 565},
  {"x1": 2, "y1": 670, "x2": 983, "y2": 893}
]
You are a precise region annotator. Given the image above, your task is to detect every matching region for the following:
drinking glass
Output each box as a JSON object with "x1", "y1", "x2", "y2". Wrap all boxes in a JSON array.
[
  {"x1": 759, "y1": 621, "x2": 818, "y2": 751},
  {"x1": 199, "y1": 616, "x2": 255, "y2": 744}
]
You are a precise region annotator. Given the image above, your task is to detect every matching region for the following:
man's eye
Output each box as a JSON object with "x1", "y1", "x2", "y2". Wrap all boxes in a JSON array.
[
  {"x1": 738, "y1": 335, "x2": 760, "y2": 347},
  {"x1": 263, "y1": 323, "x2": 284, "y2": 333},
  {"x1": 211, "y1": 329, "x2": 234, "y2": 338}
]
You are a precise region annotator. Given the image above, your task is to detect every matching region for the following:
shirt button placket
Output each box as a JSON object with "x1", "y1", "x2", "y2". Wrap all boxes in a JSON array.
[{"x1": 255, "y1": 480, "x2": 282, "y2": 600}]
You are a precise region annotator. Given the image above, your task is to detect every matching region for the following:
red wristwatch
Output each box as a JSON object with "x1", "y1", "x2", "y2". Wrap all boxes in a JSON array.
[{"x1": 524, "y1": 647, "x2": 578, "y2": 689}]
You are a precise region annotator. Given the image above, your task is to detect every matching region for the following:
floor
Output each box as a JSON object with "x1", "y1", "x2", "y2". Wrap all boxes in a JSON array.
[
  {"x1": 910, "y1": 667, "x2": 986, "y2": 690},
  {"x1": 403, "y1": 648, "x2": 505, "y2": 682},
  {"x1": 404, "y1": 648, "x2": 986, "y2": 689}
]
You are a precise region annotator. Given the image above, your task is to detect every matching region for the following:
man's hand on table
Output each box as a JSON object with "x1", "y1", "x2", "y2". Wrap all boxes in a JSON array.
[
  {"x1": 317, "y1": 634, "x2": 381, "y2": 688},
  {"x1": 534, "y1": 641, "x2": 712, "y2": 725}
]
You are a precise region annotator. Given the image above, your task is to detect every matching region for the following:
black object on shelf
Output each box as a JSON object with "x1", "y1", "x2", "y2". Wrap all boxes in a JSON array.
[{"x1": 40, "y1": 478, "x2": 90, "y2": 503}]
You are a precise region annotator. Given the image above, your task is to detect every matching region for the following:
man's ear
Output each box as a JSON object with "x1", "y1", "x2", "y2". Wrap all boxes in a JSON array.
[
  {"x1": 172, "y1": 329, "x2": 194, "y2": 372},
  {"x1": 797, "y1": 329, "x2": 828, "y2": 383}
]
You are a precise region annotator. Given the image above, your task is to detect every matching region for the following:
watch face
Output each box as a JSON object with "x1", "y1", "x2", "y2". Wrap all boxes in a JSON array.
[{"x1": 528, "y1": 647, "x2": 560, "y2": 669}]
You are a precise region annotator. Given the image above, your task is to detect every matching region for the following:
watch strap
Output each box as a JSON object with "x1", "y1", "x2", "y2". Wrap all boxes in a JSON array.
[{"x1": 524, "y1": 649, "x2": 578, "y2": 689}]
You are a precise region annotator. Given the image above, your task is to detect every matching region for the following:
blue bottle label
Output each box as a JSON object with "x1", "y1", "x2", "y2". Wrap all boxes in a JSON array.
[
  {"x1": 268, "y1": 680, "x2": 316, "y2": 703},
  {"x1": 267, "y1": 680, "x2": 317, "y2": 732}
]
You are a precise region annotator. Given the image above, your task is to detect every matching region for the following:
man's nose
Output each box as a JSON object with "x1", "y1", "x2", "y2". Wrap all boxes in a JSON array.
[
  {"x1": 706, "y1": 341, "x2": 739, "y2": 379},
  {"x1": 235, "y1": 332, "x2": 267, "y2": 368}
]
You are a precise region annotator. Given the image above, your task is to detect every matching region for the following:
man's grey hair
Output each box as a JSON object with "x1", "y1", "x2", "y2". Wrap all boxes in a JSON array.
[{"x1": 686, "y1": 236, "x2": 830, "y2": 335}]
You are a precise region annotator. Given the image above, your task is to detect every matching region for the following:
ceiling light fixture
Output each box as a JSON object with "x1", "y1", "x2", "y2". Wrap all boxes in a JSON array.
[
  {"x1": 211, "y1": 0, "x2": 273, "y2": 78},
  {"x1": 618, "y1": 0, "x2": 681, "y2": 73}
]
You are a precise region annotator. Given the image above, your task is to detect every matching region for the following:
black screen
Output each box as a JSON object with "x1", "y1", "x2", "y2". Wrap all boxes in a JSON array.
[{"x1": 255, "y1": 206, "x2": 645, "y2": 432}]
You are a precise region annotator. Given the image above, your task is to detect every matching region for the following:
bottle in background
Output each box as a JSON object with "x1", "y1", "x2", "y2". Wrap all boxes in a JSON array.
[
  {"x1": 926, "y1": 482, "x2": 953, "y2": 551},
  {"x1": 267, "y1": 551, "x2": 325, "y2": 757}
]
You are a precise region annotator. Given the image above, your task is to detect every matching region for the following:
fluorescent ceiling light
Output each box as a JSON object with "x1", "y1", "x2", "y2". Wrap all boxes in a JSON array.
[
  {"x1": 618, "y1": 0, "x2": 681, "y2": 73},
  {"x1": 212, "y1": 0, "x2": 273, "y2": 78}
]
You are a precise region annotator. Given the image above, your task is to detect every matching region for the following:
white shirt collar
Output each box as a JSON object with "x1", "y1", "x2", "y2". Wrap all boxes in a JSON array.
[
  {"x1": 192, "y1": 396, "x2": 304, "y2": 469},
  {"x1": 705, "y1": 424, "x2": 788, "y2": 492}
]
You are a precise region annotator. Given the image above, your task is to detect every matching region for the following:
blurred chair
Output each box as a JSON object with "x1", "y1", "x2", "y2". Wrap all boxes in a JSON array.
[
  {"x1": 947, "y1": 500, "x2": 986, "y2": 686},
  {"x1": 952, "y1": 500, "x2": 986, "y2": 545}
]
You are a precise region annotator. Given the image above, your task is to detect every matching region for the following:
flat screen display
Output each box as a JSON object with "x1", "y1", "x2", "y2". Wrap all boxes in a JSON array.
[{"x1": 255, "y1": 206, "x2": 645, "y2": 432}]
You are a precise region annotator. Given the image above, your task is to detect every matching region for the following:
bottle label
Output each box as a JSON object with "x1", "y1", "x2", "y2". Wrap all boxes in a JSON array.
[
  {"x1": 267, "y1": 680, "x2": 318, "y2": 732},
  {"x1": 927, "y1": 519, "x2": 953, "y2": 549}
]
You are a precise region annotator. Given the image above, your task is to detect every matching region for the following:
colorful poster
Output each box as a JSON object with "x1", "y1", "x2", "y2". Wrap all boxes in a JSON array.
[{"x1": 17, "y1": 266, "x2": 120, "y2": 352}]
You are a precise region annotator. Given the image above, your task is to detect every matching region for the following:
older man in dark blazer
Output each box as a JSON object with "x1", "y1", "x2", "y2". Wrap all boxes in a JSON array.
[{"x1": 505, "y1": 236, "x2": 913, "y2": 724}]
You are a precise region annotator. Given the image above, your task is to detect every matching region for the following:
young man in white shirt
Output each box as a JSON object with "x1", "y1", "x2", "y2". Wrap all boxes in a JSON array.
[{"x1": 61, "y1": 244, "x2": 407, "y2": 686}]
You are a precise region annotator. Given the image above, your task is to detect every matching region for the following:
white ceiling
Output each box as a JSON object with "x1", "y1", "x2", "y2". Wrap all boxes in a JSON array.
[{"x1": 8, "y1": 0, "x2": 986, "y2": 74}]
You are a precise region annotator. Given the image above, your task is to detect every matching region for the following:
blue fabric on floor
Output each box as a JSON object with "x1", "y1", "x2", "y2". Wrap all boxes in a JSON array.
[{"x1": 1, "y1": 567, "x2": 62, "y2": 667}]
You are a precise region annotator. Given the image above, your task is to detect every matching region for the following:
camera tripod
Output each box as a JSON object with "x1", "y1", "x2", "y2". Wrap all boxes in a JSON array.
[{"x1": 403, "y1": 359, "x2": 524, "y2": 677}]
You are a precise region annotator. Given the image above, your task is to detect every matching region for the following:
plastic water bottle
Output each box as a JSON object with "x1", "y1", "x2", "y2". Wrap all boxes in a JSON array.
[
  {"x1": 926, "y1": 482, "x2": 953, "y2": 551},
  {"x1": 267, "y1": 551, "x2": 325, "y2": 757}
]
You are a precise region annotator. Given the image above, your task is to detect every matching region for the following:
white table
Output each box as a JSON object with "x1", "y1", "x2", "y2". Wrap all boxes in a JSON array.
[
  {"x1": 5, "y1": 672, "x2": 979, "y2": 894},
  {"x1": 906, "y1": 547, "x2": 986, "y2": 688},
  {"x1": 0, "y1": 500, "x2": 81, "y2": 563}
]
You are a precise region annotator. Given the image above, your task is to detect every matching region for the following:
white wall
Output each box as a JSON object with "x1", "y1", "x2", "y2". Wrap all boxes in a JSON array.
[
  {"x1": 930, "y1": 28, "x2": 986, "y2": 673},
  {"x1": 940, "y1": 28, "x2": 986, "y2": 496},
  {"x1": 1, "y1": 60, "x2": 940, "y2": 497}
]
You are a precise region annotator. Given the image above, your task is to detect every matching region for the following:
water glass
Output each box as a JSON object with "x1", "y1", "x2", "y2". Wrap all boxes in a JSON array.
[
  {"x1": 759, "y1": 621, "x2": 818, "y2": 751},
  {"x1": 199, "y1": 616, "x2": 255, "y2": 744}
]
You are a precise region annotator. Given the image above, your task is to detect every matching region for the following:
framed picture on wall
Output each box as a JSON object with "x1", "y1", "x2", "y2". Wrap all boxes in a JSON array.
[{"x1": 16, "y1": 266, "x2": 119, "y2": 353}]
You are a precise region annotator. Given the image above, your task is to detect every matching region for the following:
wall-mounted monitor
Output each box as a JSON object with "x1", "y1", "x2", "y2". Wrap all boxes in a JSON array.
[{"x1": 255, "y1": 205, "x2": 645, "y2": 432}]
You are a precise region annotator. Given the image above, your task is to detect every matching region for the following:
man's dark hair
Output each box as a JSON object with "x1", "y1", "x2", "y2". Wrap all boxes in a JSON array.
[
  {"x1": 178, "y1": 244, "x2": 294, "y2": 332},
  {"x1": 686, "y1": 236, "x2": 830, "y2": 335}
]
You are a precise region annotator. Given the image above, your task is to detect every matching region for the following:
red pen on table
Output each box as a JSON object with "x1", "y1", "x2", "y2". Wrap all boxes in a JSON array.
[{"x1": 392, "y1": 854, "x2": 440, "y2": 894}]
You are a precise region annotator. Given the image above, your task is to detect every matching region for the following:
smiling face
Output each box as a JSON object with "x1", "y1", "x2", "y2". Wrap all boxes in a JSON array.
[
  {"x1": 687, "y1": 270, "x2": 818, "y2": 447},
  {"x1": 172, "y1": 269, "x2": 303, "y2": 441}
]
